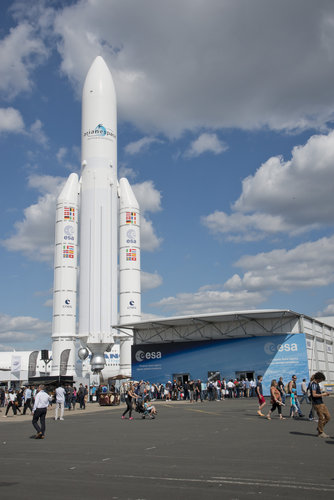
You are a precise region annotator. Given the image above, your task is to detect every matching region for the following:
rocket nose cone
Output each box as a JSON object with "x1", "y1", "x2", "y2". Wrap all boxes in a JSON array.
[
  {"x1": 83, "y1": 55, "x2": 116, "y2": 99},
  {"x1": 89, "y1": 55, "x2": 109, "y2": 73}
]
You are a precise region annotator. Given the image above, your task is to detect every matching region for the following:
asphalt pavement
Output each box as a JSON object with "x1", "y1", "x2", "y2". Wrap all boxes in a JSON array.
[{"x1": 0, "y1": 397, "x2": 334, "y2": 499}]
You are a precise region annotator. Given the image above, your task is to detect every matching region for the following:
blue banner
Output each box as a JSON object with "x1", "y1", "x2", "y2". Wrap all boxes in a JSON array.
[{"x1": 132, "y1": 333, "x2": 309, "y2": 395}]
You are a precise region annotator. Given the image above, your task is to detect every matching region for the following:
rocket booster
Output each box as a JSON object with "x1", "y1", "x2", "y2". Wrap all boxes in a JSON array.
[
  {"x1": 78, "y1": 56, "x2": 118, "y2": 372},
  {"x1": 51, "y1": 173, "x2": 79, "y2": 376}
]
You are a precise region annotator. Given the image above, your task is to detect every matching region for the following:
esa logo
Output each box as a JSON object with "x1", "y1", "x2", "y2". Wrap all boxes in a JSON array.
[
  {"x1": 135, "y1": 350, "x2": 162, "y2": 362},
  {"x1": 264, "y1": 342, "x2": 298, "y2": 355},
  {"x1": 126, "y1": 229, "x2": 137, "y2": 244},
  {"x1": 64, "y1": 225, "x2": 75, "y2": 241}
]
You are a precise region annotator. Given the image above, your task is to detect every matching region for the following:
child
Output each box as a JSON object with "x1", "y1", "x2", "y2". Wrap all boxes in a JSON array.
[
  {"x1": 144, "y1": 400, "x2": 157, "y2": 417},
  {"x1": 290, "y1": 387, "x2": 298, "y2": 418}
]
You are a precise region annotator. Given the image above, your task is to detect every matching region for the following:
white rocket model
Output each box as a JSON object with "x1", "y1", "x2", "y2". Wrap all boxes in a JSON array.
[{"x1": 51, "y1": 56, "x2": 141, "y2": 376}]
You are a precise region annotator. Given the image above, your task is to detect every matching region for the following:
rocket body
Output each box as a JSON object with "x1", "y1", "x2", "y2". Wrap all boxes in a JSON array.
[{"x1": 78, "y1": 56, "x2": 118, "y2": 372}]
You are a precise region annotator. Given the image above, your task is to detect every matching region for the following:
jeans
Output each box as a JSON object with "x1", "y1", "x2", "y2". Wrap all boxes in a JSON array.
[
  {"x1": 299, "y1": 393, "x2": 310, "y2": 404},
  {"x1": 294, "y1": 398, "x2": 303, "y2": 416}
]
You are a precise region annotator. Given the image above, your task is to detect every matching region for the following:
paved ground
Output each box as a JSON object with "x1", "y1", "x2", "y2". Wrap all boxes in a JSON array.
[{"x1": 0, "y1": 398, "x2": 334, "y2": 499}]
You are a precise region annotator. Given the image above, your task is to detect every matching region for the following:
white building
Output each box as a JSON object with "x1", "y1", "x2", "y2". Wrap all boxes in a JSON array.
[{"x1": 119, "y1": 309, "x2": 334, "y2": 395}]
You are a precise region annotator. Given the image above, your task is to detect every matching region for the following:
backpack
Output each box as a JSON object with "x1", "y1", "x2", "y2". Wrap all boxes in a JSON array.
[{"x1": 284, "y1": 383, "x2": 290, "y2": 394}]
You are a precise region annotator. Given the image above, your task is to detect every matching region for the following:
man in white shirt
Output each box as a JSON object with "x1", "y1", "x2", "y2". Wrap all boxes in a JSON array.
[
  {"x1": 23, "y1": 386, "x2": 32, "y2": 415},
  {"x1": 55, "y1": 384, "x2": 66, "y2": 420},
  {"x1": 31, "y1": 385, "x2": 51, "y2": 439},
  {"x1": 4, "y1": 389, "x2": 17, "y2": 417}
]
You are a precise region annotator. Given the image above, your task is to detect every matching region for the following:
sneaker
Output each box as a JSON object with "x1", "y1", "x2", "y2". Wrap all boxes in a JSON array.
[
  {"x1": 308, "y1": 417, "x2": 314, "y2": 421},
  {"x1": 129, "y1": 417, "x2": 134, "y2": 420},
  {"x1": 60, "y1": 418, "x2": 64, "y2": 421},
  {"x1": 121, "y1": 416, "x2": 125, "y2": 419},
  {"x1": 318, "y1": 432, "x2": 330, "y2": 438}
]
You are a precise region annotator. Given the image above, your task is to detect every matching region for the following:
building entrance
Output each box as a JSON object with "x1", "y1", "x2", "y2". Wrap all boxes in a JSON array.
[
  {"x1": 173, "y1": 373, "x2": 189, "y2": 385},
  {"x1": 235, "y1": 370, "x2": 254, "y2": 380}
]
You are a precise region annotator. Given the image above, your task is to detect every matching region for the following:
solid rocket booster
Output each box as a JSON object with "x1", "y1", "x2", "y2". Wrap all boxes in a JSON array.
[
  {"x1": 51, "y1": 173, "x2": 79, "y2": 376},
  {"x1": 119, "y1": 177, "x2": 141, "y2": 375},
  {"x1": 78, "y1": 56, "x2": 118, "y2": 373}
]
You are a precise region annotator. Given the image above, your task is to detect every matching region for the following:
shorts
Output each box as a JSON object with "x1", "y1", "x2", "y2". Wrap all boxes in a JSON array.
[{"x1": 258, "y1": 395, "x2": 265, "y2": 405}]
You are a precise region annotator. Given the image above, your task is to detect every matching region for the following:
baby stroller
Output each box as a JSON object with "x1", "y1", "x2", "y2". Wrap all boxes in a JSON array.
[{"x1": 135, "y1": 399, "x2": 157, "y2": 419}]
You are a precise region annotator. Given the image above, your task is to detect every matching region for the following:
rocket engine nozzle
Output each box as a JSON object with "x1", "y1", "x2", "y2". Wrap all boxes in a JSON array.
[{"x1": 90, "y1": 353, "x2": 106, "y2": 373}]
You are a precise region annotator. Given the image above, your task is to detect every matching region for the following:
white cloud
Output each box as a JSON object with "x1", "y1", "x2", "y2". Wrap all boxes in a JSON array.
[
  {"x1": 0, "y1": 107, "x2": 25, "y2": 133},
  {"x1": 185, "y1": 133, "x2": 228, "y2": 158},
  {"x1": 118, "y1": 164, "x2": 137, "y2": 180},
  {"x1": 0, "y1": 313, "x2": 51, "y2": 346},
  {"x1": 132, "y1": 180, "x2": 162, "y2": 214},
  {"x1": 124, "y1": 136, "x2": 163, "y2": 155},
  {"x1": 29, "y1": 119, "x2": 49, "y2": 146},
  {"x1": 141, "y1": 271, "x2": 163, "y2": 292},
  {"x1": 0, "y1": 23, "x2": 48, "y2": 99},
  {"x1": 225, "y1": 235, "x2": 334, "y2": 293},
  {"x1": 56, "y1": 147, "x2": 67, "y2": 163},
  {"x1": 151, "y1": 234, "x2": 334, "y2": 316},
  {"x1": 151, "y1": 287, "x2": 265, "y2": 316},
  {"x1": 52, "y1": 1, "x2": 334, "y2": 136},
  {"x1": 1, "y1": 175, "x2": 65, "y2": 262},
  {"x1": 202, "y1": 131, "x2": 334, "y2": 240}
]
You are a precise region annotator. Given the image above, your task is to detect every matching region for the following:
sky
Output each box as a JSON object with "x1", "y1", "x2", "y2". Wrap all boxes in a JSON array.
[{"x1": 2, "y1": 0, "x2": 334, "y2": 351}]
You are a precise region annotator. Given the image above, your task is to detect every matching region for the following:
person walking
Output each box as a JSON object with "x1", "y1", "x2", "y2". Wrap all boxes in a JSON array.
[
  {"x1": 287, "y1": 375, "x2": 304, "y2": 417},
  {"x1": 299, "y1": 379, "x2": 310, "y2": 404},
  {"x1": 23, "y1": 386, "x2": 33, "y2": 415},
  {"x1": 310, "y1": 372, "x2": 331, "y2": 438},
  {"x1": 77, "y1": 384, "x2": 86, "y2": 409},
  {"x1": 266, "y1": 380, "x2": 285, "y2": 420},
  {"x1": 121, "y1": 384, "x2": 138, "y2": 420},
  {"x1": 277, "y1": 377, "x2": 286, "y2": 404},
  {"x1": 55, "y1": 384, "x2": 66, "y2": 420},
  {"x1": 256, "y1": 375, "x2": 266, "y2": 417},
  {"x1": 3, "y1": 389, "x2": 17, "y2": 417},
  {"x1": 31, "y1": 385, "x2": 51, "y2": 439}
]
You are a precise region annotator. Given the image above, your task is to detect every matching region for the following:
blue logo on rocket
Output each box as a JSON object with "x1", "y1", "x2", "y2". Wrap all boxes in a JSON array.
[{"x1": 95, "y1": 123, "x2": 106, "y2": 136}]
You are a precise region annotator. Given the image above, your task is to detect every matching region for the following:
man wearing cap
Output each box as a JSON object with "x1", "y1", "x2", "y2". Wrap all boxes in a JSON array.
[{"x1": 31, "y1": 385, "x2": 51, "y2": 439}]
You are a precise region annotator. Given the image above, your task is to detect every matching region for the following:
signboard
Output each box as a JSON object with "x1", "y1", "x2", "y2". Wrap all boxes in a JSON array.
[{"x1": 132, "y1": 333, "x2": 309, "y2": 395}]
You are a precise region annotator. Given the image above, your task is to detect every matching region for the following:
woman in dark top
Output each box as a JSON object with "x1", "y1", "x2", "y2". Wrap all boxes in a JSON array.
[{"x1": 121, "y1": 384, "x2": 138, "y2": 420}]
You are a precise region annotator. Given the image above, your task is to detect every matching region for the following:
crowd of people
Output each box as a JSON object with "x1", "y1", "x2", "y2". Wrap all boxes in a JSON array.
[
  {"x1": 254, "y1": 372, "x2": 331, "y2": 438},
  {"x1": 0, "y1": 371, "x2": 331, "y2": 439},
  {"x1": 119, "y1": 378, "x2": 261, "y2": 403},
  {"x1": 0, "y1": 383, "x2": 90, "y2": 418}
]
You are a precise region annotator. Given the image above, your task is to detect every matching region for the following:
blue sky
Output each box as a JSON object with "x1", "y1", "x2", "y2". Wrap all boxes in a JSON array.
[{"x1": 2, "y1": 0, "x2": 334, "y2": 351}]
